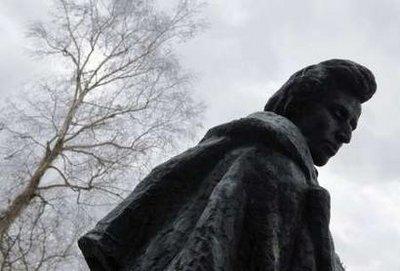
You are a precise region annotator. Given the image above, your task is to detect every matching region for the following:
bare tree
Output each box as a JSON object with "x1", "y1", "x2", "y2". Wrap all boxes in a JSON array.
[{"x1": 0, "y1": 0, "x2": 205, "y2": 269}]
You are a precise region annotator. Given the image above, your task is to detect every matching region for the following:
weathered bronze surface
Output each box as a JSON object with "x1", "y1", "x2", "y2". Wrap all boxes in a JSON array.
[{"x1": 79, "y1": 59, "x2": 376, "y2": 271}]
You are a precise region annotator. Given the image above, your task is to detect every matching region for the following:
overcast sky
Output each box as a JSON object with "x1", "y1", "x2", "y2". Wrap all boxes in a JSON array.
[{"x1": 1, "y1": 0, "x2": 399, "y2": 270}]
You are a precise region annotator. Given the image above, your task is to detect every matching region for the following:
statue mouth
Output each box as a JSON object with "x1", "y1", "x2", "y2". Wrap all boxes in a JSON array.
[{"x1": 322, "y1": 141, "x2": 338, "y2": 156}]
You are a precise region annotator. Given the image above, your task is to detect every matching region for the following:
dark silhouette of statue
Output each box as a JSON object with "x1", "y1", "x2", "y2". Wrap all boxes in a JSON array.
[{"x1": 78, "y1": 59, "x2": 376, "y2": 271}]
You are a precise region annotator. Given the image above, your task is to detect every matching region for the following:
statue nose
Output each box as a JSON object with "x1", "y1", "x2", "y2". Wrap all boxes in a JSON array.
[{"x1": 335, "y1": 129, "x2": 351, "y2": 144}]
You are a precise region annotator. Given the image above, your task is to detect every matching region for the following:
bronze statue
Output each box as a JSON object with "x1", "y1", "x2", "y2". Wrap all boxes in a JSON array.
[{"x1": 79, "y1": 59, "x2": 376, "y2": 271}]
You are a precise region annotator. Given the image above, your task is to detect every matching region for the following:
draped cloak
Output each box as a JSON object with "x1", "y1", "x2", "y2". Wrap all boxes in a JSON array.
[{"x1": 78, "y1": 112, "x2": 345, "y2": 271}]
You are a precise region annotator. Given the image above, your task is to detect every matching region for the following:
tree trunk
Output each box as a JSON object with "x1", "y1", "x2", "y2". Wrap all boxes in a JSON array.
[
  {"x1": 0, "y1": 88, "x2": 82, "y2": 239},
  {"x1": 0, "y1": 152, "x2": 56, "y2": 239}
]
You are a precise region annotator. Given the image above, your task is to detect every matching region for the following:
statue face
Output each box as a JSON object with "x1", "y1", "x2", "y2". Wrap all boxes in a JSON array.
[{"x1": 291, "y1": 89, "x2": 362, "y2": 166}]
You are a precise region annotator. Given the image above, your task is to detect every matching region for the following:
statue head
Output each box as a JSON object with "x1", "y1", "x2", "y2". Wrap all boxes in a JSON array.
[{"x1": 264, "y1": 59, "x2": 376, "y2": 166}]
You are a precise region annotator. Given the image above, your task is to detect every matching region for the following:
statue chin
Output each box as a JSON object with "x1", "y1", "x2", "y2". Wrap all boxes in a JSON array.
[
  {"x1": 311, "y1": 153, "x2": 330, "y2": 167},
  {"x1": 314, "y1": 160, "x2": 328, "y2": 167}
]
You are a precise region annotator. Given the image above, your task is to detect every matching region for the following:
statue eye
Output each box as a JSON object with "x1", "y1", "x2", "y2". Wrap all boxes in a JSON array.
[{"x1": 333, "y1": 107, "x2": 347, "y2": 120}]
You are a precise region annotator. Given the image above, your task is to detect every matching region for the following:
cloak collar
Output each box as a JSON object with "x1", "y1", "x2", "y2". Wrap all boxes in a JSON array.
[{"x1": 202, "y1": 111, "x2": 318, "y2": 184}]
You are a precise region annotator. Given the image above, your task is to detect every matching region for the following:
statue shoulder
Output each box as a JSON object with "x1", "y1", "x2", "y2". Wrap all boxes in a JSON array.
[{"x1": 200, "y1": 112, "x2": 317, "y2": 183}]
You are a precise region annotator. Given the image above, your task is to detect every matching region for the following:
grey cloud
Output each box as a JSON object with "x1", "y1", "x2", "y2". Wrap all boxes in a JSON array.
[
  {"x1": 328, "y1": 126, "x2": 400, "y2": 183},
  {"x1": 179, "y1": 1, "x2": 400, "y2": 270},
  {"x1": 1, "y1": 0, "x2": 399, "y2": 270},
  {"x1": 321, "y1": 175, "x2": 400, "y2": 271},
  {"x1": 182, "y1": 0, "x2": 400, "y2": 184},
  {"x1": 0, "y1": 1, "x2": 49, "y2": 99}
]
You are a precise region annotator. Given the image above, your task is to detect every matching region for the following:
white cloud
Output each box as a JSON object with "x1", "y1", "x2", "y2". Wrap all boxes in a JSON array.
[
  {"x1": 1, "y1": 0, "x2": 399, "y2": 270},
  {"x1": 180, "y1": 1, "x2": 400, "y2": 269},
  {"x1": 320, "y1": 171, "x2": 400, "y2": 270}
]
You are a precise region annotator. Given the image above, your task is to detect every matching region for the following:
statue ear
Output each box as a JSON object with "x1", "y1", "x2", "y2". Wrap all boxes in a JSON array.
[
  {"x1": 282, "y1": 96, "x2": 293, "y2": 117},
  {"x1": 284, "y1": 101, "x2": 299, "y2": 121},
  {"x1": 284, "y1": 78, "x2": 321, "y2": 120},
  {"x1": 285, "y1": 98, "x2": 312, "y2": 124}
]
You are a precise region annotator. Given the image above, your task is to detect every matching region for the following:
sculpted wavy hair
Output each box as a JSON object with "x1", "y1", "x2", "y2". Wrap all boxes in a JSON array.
[{"x1": 264, "y1": 59, "x2": 377, "y2": 118}]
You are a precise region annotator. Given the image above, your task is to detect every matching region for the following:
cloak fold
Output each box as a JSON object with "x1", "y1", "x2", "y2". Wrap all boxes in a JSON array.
[{"x1": 78, "y1": 112, "x2": 344, "y2": 271}]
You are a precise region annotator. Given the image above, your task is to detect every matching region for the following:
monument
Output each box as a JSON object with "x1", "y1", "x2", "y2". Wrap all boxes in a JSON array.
[{"x1": 78, "y1": 59, "x2": 376, "y2": 271}]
